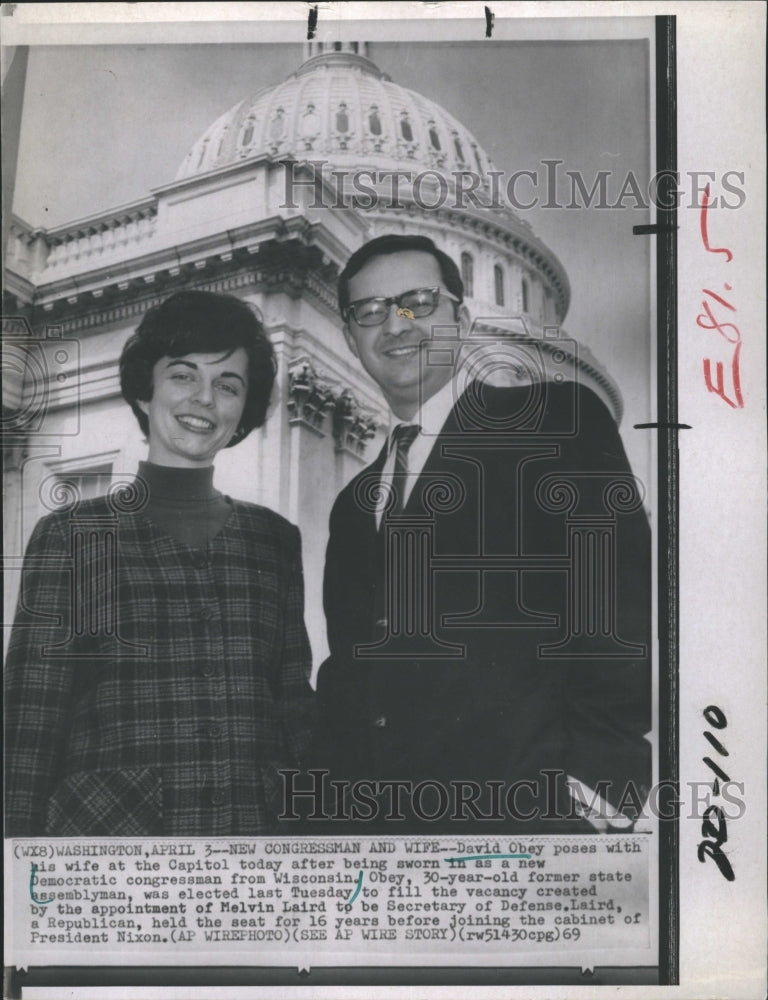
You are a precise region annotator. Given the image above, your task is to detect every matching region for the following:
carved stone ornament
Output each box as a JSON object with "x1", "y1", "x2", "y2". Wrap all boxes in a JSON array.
[
  {"x1": 286, "y1": 356, "x2": 379, "y2": 453},
  {"x1": 332, "y1": 387, "x2": 379, "y2": 455},
  {"x1": 286, "y1": 356, "x2": 337, "y2": 431}
]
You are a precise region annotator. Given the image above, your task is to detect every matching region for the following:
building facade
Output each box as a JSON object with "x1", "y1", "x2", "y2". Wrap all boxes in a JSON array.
[{"x1": 3, "y1": 43, "x2": 621, "y2": 666}]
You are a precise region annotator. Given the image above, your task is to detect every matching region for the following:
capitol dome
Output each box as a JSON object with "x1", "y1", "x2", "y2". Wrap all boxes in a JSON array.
[
  {"x1": 176, "y1": 46, "x2": 496, "y2": 186},
  {"x1": 171, "y1": 43, "x2": 620, "y2": 421},
  {"x1": 175, "y1": 44, "x2": 570, "y2": 326}
]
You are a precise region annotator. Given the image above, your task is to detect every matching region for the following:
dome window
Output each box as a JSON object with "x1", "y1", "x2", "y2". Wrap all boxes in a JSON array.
[
  {"x1": 453, "y1": 135, "x2": 465, "y2": 163},
  {"x1": 521, "y1": 278, "x2": 529, "y2": 314},
  {"x1": 494, "y1": 265, "x2": 505, "y2": 307},
  {"x1": 473, "y1": 144, "x2": 483, "y2": 174},
  {"x1": 461, "y1": 252, "x2": 474, "y2": 298},
  {"x1": 429, "y1": 125, "x2": 441, "y2": 151},
  {"x1": 400, "y1": 115, "x2": 414, "y2": 143},
  {"x1": 196, "y1": 140, "x2": 209, "y2": 169},
  {"x1": 335, "y1": 104, "x2": 350, "y2": 133},
  {"x1": 368, "y1": 107, "x2": 382, "y2": 136},
  {"x1": 301, "y1": 104, "x2": 320, "y2": 138},
  {"x1": 269, "y1": 108, "x2": 285, "y2": 141},
  {"x1": 216, "y1": 127, "x2": 228, "y2": 158},
  {"x1": 241, "y1": 120, "x2": 254, "y2": 147}
]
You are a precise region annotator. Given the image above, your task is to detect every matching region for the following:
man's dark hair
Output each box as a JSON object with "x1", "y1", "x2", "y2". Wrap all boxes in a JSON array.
[
  {"x1": 120, "y1": 290, "x2": 276, "y2": 445},
  {"x1": 337, "y1": 234, "x2": 464, "y2": 318}
]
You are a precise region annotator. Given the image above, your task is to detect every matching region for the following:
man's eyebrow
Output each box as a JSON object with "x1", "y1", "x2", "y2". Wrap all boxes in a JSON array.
[{"x1": 165, "y1": 358, "x2": 246, "y2": 385}]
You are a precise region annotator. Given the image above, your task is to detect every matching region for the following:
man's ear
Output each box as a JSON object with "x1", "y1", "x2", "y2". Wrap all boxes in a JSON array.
[{"x1": 342, "y1": 323, "x2": 360, "y2": 360}]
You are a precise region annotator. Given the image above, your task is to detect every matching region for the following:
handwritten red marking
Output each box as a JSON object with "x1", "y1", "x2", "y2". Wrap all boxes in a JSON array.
[
  {"x1": 700, "y1": 184, "x2": 733, "y2": 262},
  {"x1": 703, "y1": 343, "x2": 743, "y2": 409},
  {"x1": 697, "y1": 300, "x2": 739, "y2": 343},
  {"x1": 702, "y1": 287, "x2": 736, "y2": 312},
  {"x1": 699, "y1": 184, "x2": 743, "y2": 408}
]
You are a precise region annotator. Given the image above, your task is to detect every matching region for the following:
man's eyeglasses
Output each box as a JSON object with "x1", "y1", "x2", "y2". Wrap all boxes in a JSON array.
[{"x1": 345, "y1": 287, "x2": 459, "y2": 328}]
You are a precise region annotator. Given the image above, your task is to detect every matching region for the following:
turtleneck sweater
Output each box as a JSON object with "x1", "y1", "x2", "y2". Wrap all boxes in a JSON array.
[{"x1": 138, "y1": 461, "x2": 232, "y2": 549}]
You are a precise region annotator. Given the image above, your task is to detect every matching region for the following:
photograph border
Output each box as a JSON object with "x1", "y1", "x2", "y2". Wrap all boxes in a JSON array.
[
  {"x1": 10, "y1": 2, "x2": 764, "y2": 995},
  {"x1": 4, "y1": 9, "x2": 667, "y2": 992}
]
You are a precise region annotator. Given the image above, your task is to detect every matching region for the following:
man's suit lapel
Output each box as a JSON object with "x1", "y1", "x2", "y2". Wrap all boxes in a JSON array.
[
  {"x1": 354, "y1": 436, "x2": 389, "y2": 539},
  {"x1": 401, "y1": 381, "x2": 476, "y2": 518}
]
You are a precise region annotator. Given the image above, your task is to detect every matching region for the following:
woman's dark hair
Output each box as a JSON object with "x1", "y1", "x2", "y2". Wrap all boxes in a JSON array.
[
  {"x1": 338, "y1": 234, "x2": 464, "y2": 318},
  {"x1": 120, "y1": 290, "x2": 276, "y2": 445}
]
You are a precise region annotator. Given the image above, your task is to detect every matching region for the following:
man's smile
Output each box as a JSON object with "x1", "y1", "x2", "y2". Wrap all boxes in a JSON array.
[{"x1": 382, "y1": 344, "x2": 421, "y2": 360}]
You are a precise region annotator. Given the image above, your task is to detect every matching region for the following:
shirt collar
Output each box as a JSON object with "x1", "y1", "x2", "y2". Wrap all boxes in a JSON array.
[{"x1": 389, "y1": 378, "x2": 460, "y2": 445}]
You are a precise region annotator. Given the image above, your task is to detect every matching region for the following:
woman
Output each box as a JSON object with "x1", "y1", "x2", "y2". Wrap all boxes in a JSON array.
[{"x1": 5, "y1": 290, "x2": 314, "y2": 836}]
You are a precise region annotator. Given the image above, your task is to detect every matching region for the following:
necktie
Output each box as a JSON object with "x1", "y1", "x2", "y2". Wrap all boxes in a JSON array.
[{"x1": 389, "y1": 423, "x2": 420, "y2": 516}]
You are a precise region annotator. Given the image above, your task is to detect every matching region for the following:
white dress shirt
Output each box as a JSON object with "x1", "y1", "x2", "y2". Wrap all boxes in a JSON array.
[{"x1": 375, "y1": 378, "x2": 459, "y2": 529}]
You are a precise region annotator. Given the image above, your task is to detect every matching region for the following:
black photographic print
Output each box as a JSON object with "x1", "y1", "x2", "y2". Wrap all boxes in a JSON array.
[{"x1": 3, "y1": 4, "x2": 765, "y2": 998}]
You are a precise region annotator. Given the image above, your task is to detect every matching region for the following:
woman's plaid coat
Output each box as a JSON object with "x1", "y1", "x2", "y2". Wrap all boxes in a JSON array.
[{"x1": 5, "y1": 494, "x2": 315, "y2": 837}]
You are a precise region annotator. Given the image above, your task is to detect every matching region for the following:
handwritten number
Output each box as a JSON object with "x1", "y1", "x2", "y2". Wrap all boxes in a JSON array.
[
  {"x1": 703, "y1": 730, "x2": 729, "y2": 756},
  {"x1": 697, "y1": 840, "x2": 735, "y2": 882},
  {"x1": 696, "y1": 300, "x2": 740, "y2": 344},
  {"x1": 702, "y1": 287, "x2": 736, "y2": 312},
  {"x1": 704, "y1": 705, "x2": 727, "y2": 729},
  {"x1": 703, "y1": 343, "x2": 744, "y2": 409},
  {"x1": 699, "y1": 189, "x2": 743, "y2": 408},
  {"x1": 698, "y1": 707, "x2": 735, "y2": 882},
  {"x1": 700, "y1": 184, "x2": 734, "y2": 262},
  {"x1": 701, "y1": 804, "x2": 727, "y2": 843},
  {"x1": 702, "y1": 756, "x2": 731, "y2": 784}
]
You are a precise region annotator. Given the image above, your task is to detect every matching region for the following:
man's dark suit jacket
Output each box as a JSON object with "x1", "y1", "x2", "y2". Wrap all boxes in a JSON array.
[{"x1": 315, "y1": 380, "x2": 651, "y2": 832}]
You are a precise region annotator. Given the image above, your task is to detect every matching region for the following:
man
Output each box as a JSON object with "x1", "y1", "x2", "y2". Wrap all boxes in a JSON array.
[{"x1": 313, "y1": 234, "x2": 651, "y2": 832}]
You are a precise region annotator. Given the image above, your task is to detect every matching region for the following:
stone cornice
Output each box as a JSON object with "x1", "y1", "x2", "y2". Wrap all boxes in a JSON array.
[
  {"x1": 6, "y1": 222, "x2": 344, "y2": 323},
  {"x1": 43, "y1": 198, "x2": 158, "y2": 240},
  {"x1": 2, "y1": 270, "x2": 35, "y2": 308},
  {"x1": 9, "y1": 244, "x2": 341, "y2": 337}
]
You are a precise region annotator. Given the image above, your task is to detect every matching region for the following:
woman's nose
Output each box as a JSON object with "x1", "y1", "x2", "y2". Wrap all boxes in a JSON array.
[{"x1": 193, "y1": 380, "x2": 215, "y2": 406}]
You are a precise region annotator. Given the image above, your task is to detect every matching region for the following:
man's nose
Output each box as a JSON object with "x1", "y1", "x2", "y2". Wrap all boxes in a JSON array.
[{"x1": 380, "y1": 300, "x2": 412, "y2": 337}]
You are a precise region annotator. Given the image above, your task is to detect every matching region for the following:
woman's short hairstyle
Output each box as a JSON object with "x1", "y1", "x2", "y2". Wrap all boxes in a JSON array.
[
  {"x1": 120, "y1": 290, "x2": 276, "y2": 445},
  {"x1": 337, "y1": 234, "x2": 464, "y2": 319}
]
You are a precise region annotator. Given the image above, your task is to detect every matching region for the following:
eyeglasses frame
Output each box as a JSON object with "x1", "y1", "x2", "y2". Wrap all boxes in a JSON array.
[{"x1": 344, "y1": 286, "x2": 461, "y2": 328}]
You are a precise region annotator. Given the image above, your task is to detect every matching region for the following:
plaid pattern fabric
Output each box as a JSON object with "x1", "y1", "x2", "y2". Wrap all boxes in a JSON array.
[{"x1": 5, "y1": 497, "x2": 314, "y2": 837}]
